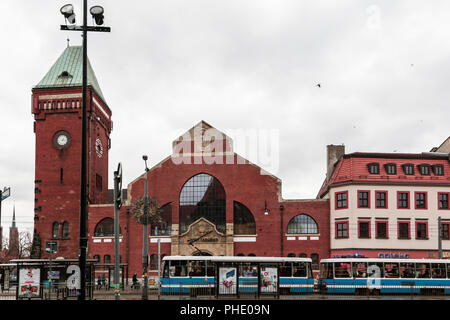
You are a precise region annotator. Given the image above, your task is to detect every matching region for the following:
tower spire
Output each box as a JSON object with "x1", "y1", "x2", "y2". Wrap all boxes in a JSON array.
[{"x1": 12, "y1": 202, "x2": 16, "y2": 228}]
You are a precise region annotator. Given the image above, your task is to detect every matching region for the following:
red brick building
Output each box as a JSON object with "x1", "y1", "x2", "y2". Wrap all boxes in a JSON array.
[{"x1": 31, "y1": 46, "x2": 330, "y2": 280}]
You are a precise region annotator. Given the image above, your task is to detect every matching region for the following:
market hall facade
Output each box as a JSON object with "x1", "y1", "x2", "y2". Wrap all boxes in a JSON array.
[{"x1": 30, "y1": 46, "x2": 450, "y2": 281}]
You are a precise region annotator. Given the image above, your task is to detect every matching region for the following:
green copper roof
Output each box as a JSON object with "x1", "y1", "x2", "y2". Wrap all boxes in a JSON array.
[{"x1": 34, "y1": 46, "x2": 106, "y2": 102}]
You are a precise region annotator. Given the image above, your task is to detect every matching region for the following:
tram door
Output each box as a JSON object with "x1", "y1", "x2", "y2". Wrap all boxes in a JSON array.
[{"x1": 260, "y1": 264, "x2": 278, "y2": 294}]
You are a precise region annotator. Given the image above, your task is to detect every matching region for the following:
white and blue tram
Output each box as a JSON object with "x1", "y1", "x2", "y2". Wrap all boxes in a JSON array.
[
  {"x1": 161, "y1": 256, "x2": 314, "y2": 295},
  {"x1": 319, "y1": 258, "x2": 450, "y2": 295}
]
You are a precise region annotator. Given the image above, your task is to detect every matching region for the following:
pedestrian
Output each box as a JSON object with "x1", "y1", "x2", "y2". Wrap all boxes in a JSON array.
[
  {"x1": 132, "y1": 273, "x2": 138, "y2": 290},
  {"x1": 101, "y1": 274, "x2": 106, "y2": 290}
]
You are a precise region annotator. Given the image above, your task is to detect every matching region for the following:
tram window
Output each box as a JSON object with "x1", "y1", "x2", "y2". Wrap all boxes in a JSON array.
[
  {"x1": 431, "y1": 263, "x2": 446, "y2": 279},
  {"x1": 447, "y1": 264, "x2": 450, "y2": 279},
  {"x1": 240, "y1": 263, "x2": 257, "y2": 277},
  {"x1": 189, "y1": 260, "x2": 206, "y2": 277},
  {"x1": 415, "y1": 263, "x2": 431, "y2": 278},
  {"x1": 293, "y1": 262, "x2": 307, "y2": 277},
  {"x1": 400, "y1": 263, "x2": 415, "y2": 278},
  {"x1": 320, "y1": 263, "x2": 333, "y2": 279},
  {"x1": 170, "y1": 260, "x2": 188, "y2": 277},
  {"x1": 206, "y1": 261, "x2": 215, "y2": 277},
  {"x1": 163, "y1": 262, "x2": 170, "y2": 278},
  {"x1": 367, "y1": 262, "x2": 384, "y2": 278},
  {"x1": 384, "y1": 263, "x2": 399, "y2": 278},
  {"x1": 279, "y1": 262, "x2": 292, "y2": 277},
  {"x1": 352, "y1": 262, "x2": 367, "y2": 278},
  {"x1": 334, "y1": 263, "x2": 351, "y2": 278}
]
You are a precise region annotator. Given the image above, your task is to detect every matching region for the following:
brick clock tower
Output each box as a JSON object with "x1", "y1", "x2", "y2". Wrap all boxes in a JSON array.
[{"x1": 31, "y1": 45, "x2": 112, "y2": 259}]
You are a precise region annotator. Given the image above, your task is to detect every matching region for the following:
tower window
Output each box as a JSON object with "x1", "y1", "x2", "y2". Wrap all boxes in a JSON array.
[{"x1": 60, "y1": 168, "x2": 64, "y2": 184}]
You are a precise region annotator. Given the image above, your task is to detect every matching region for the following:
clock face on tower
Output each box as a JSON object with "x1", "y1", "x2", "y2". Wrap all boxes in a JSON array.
[
  {"x1": 95, "y1": 138, "x2": 103, "y2": 158},
  {"x1": 53, "y1": 130, "x2": 71, "y2": 150}
]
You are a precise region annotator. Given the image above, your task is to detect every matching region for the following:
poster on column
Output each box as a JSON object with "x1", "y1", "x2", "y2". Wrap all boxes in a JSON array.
[
  {"x1": 18, "y1": 268, "x2": 40, "y2": 298},
  {"x1": 219, "y1": 267, "x2": 237, "y2": 294},
  {"x1": 260, "y1": 266, "x2": 278, "y2": 293}
]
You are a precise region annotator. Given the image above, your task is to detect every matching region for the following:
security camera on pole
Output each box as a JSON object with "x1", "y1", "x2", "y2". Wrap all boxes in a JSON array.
[{"x1": 113, "y1": 163, "x2": 123, "y2": 300}]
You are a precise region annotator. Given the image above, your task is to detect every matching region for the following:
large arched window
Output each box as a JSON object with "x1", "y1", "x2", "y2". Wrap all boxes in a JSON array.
[
  {"x1": 179, "y1": 173, "x2": 226, "y2": 234},
  {"x1": 94, "y1": 218, "x2": 121, "y2": 237},
  {"x1": 233, "y1": 201, "x2": 256, "y2": 235},
  {"x1": 287, "y1": 214, "x2": 318, "y2": 234},
  {"x1": 151, "y1": 203, "x2": 172, "y2": 236}
]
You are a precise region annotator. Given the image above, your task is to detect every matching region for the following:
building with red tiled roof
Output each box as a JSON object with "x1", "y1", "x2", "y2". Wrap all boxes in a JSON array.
[{"x1": 318, "y1": 144, "x2": 450, "y2": 259}]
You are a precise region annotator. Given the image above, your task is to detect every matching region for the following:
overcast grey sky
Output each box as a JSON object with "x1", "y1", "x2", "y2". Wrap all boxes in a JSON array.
[{"x1": 0, "y1": 0, "x2": 449, "y2": 235}]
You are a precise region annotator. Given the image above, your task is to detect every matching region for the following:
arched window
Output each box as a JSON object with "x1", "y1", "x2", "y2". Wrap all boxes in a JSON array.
[
  {"x1": 52, "y1": 222, "x2": 60, "y2": 239},
  {"x1": 93, "y1": 255, "x2": 100, "y2": 263},
  {"x1": 104, "y1": 255, "x2": 111, "y2": 264},
  {"x1": 94, "y1": 218, "x2": 121, "y2": 237},
  {"x1": 248, "y1": 253, "x2": 256, "y2": 257},
  {"x1": 287, "y1": 253, "x2": 295, "y2": 257},
  {"x1": 179, "y1": 173, "x2": 226, "y2": 234},
  {"x1": 237, "y1": 253, "x2": 245, "y2": 256},
  {"x1": 233, "y1": 201, "x2": 256, "y2": 235},
  {"x1": 299, "y1": 253, "x2": 307, "y2": 258},
  {"x1": 151, "y1": 203, "x2": 172, "y2": 236},
  {"x1": 150, "y1": 254, "x2": 158, "y2": 270},
  {"x1": 287, "y1": 214, "x2": 318, "y2": 234},
  {"x1": 62, "y1": 221, "x2": 69, "y2": 238}
]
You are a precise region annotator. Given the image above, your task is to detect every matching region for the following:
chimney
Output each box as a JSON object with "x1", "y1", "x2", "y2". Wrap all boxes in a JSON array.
[{"x1": 327, "y1": 144, "x2": 345, "y2": 183}]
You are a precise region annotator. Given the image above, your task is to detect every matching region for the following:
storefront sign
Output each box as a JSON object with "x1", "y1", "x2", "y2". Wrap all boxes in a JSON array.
[{"x1": 378, "y1": 253, "x2": 410, "y2": 259}]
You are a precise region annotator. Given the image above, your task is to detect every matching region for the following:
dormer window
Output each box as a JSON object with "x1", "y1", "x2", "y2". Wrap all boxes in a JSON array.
[
  {"x1": 367, "y1": 163, "x2": 379, "y2": 174},
  {"x1": 384, "y1": 163, "x2": 397, "y2": 175},
  {"x1": 417, "y1": 164, "x2": 430, "y2": 176},
  {"x1": 58, "y1": 71, "x2": 73, "y2": 79},
  {"x1": 402, "y1": 164, "x2": 414, "y2": 175},
  {"x1": 432, "y1": 164, "x2": 444, "y2": 176}
]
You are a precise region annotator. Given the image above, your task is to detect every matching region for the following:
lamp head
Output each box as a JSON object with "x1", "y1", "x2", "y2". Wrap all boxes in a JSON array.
[
  {"x1": 143, "y1": 155, "x2": 148, "y2": 161},
  {"x1": 60, "y1": 4, "x2": 76, "y2": 24},
  {"x1": 90, "y1": 5, "x2": 104, "y2": 25}
]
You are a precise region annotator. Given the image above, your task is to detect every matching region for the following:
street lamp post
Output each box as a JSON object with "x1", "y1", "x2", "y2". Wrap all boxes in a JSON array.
[
  {"x1": 142, "y1": 155, "x2": 149, "y2": 300},
  {"x1": 59, "y1": 1, "x2": 110, "y2": 300}
]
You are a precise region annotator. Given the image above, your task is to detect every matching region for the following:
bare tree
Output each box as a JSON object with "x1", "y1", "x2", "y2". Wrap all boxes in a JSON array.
[{"x1": 18, "y1": 231, "x2": 33, "y2": 259}]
